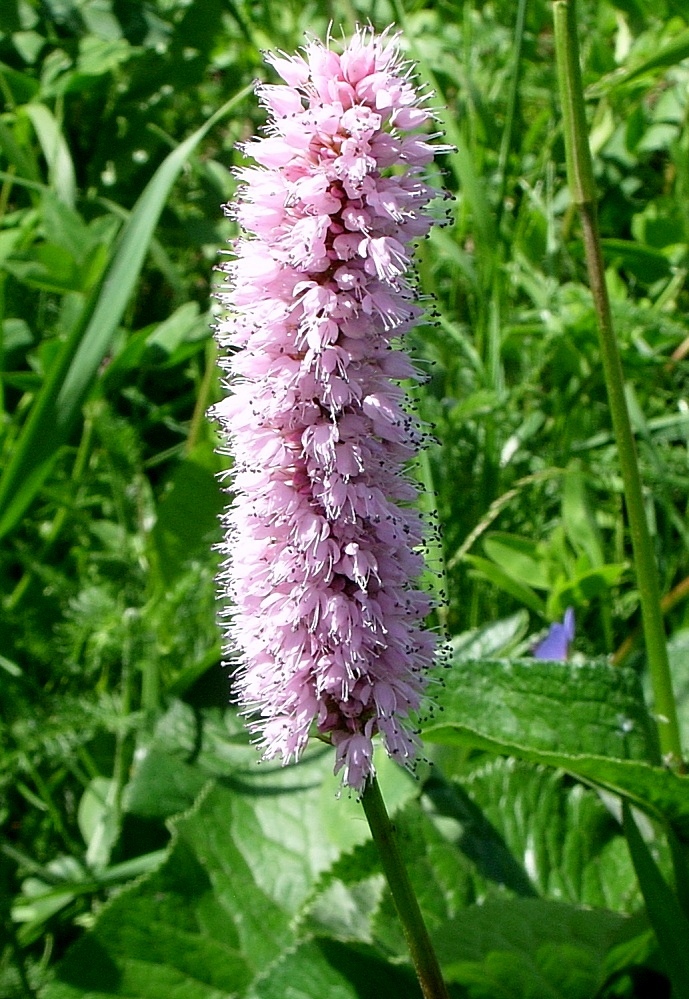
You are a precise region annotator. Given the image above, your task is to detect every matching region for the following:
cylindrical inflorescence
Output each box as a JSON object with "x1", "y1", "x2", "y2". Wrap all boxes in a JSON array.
[{"x1": 213, "y1": 26, "x2": 448, "y2": 791}]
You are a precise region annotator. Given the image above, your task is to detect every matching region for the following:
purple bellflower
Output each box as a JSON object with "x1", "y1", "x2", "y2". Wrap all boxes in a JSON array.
[
  {"x1": 533, "y1": 608, "x2": 575, "y2": 661},
  {"x1": 212, "y1": 27, "x2": 448, "y2": 791}
]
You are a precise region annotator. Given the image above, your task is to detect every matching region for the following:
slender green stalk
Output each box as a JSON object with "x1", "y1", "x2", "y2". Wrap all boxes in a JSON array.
[
  {"x1": 186, "y1": 339, "x2": 218, "y2": 455},
  {"x1": 24, "y1": 763, "x2": 83, "y2": 858},
  {"x1": 552, "y1": 0, "x2": 683, "y2": 768},
  {"x1": 4, "y1": 920, "x2": 37, "y2": 999},
  {"x1": 495, "y1": 0, "x2": 528, "y2": 227},
  {"x1": 361, "y1": 777, "x2": 450, "y2": 999}
]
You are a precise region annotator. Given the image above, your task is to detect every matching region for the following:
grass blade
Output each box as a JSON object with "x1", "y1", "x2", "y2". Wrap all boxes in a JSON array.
[
  {"x1": 623, "y1": 802, "x2": 689, "y2": 999},
  {"x1": 390, "y1": 0, "x2": 497, "y2": 262},
  {"x1": 588, "y1": 27, "x2": 689, "y2": 97},
  {"x1": 0, "y1": 86, "x2": 251, "y2": 540},
  {"x1": 23, "y1": 103, "x2": 76, "y2": 207}
]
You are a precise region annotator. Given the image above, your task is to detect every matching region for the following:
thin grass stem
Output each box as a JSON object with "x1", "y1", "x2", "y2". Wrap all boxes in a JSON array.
[
  {"x1": 552, "y1": 0, "x2": 683, "y2": 768},
  {"x1": 495, "y1": 0, "x2": 528, "y2": 229}
]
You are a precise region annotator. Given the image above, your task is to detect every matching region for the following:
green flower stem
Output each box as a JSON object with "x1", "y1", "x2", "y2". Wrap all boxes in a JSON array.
[
  {"x1": 361, "y1": 776, "x2": 449, "y2": 999},
  {"x1": 552, "y1": 0, "x2": 684, "y2": 768}
]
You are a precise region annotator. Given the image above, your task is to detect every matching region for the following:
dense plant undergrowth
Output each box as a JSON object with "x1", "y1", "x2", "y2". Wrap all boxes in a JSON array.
[{"x1": 1, "y1": 0, "x2": 689, "y2": 996}]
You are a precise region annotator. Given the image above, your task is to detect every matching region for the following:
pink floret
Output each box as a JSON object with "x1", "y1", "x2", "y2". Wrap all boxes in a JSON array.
[{"x1": 213, "y1": 25, "x2": 448, "y2": 791}]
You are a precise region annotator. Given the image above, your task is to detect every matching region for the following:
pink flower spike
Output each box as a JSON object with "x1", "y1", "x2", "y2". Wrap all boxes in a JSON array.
[{"x1": 212, "y1": 25, "x2": 448, "y2": 793}]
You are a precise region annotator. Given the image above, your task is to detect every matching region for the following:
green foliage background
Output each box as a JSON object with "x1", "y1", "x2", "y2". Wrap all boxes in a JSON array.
[{"x1": 1, "y1": 0, "x2": 689, "y2": 996}]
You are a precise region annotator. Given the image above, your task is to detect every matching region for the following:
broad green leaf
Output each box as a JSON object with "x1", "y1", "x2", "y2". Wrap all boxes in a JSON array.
[
  {"x1": 421, "y1": 770, "x2": 538, "y2": 902},
  {"x1": 44, "y1": 751, "x2": 376, "y2": 999},
  {"x1": 4, "y1": 243, "x2": 84, "y2": 293},
  {"x1": 549, "y1": 562, "x2": 627, "y2": 610},
  {"x1": 426, "y1": 658, "x2": 659, "y2": 764},
  {"x1": 422, "y1": 659, "x2": 689, "y2": 833},
  {"x1": 433, "y1": 898, "x2": 632, "y2": 999},
  {"x1": 465, "y1": 556, "x2": 546, "y2": 615},
  {"x1": 75, "y1": 37, "x2": 133, "y2": 78},
  {"x1": 12, "y1": 29, "x2": 45, "y2": 64},
  {"x1": 145, "y1": 302, "x2": 206, "y2": 359},
  {"x1": 123, "y1": 747, "x2": 209, "y2": 821},
  {"x1": 450, "y1": 612, "x2": 530, "y2": 662},
  {"x1": 308, "y1": 794, "x2": 635, "y2": 999},
  {"x1": 623, "y1": 803, "x2": 689, "y2": 999},
  {"x1": 425, "y1": 759, "x2": 639, "y2": 912},
  {"x1": 43, "y1": 790, "x2": 256, "y2": 999},
  {"x1": 250, "y1": 939, "x2": 421, "y2": 999},
  {"x1": 636, "y1": 123, "x2": 678, "y2": 156},
  {"x1": 309, "y1": 777, "x2": 644, "y2": 999},
  {"x1": 599, "y1": 238, "x2": 671, "y2": 284},
  {"x1": 482, "y1": 533, "x2": 550, "y2": 590},
  {"x1": 0, "y1": 85, "x2": 252, "y2": 540},
  {"x1": 305, "y1": 801, "x2": 487, "y2": 955},
  {"x1": 123, "y1": 701, "x2": 416, "y2": 849},
  {"x1": 372, "y1": 802, "x2": 481, "y2": 948},
  {"x1": 304, "y1": 862, "x2": 386, "y2": 947},
  {"x1": 123, "y1": 701, "x2": 264, "y2": 823}
]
